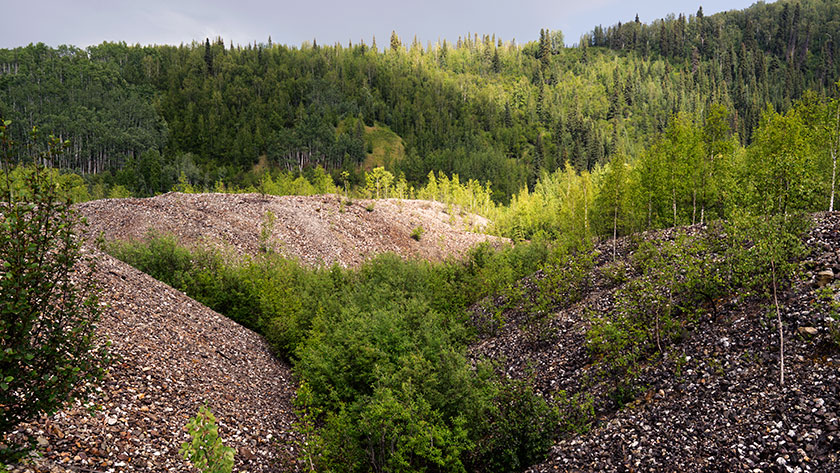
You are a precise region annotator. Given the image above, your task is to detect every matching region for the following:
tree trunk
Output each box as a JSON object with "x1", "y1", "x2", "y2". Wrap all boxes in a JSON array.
[
  {"x1": 672, "y1": 188, "x2": 677, "y2": 228},
  {"x1": 771, "y1": 258, "x2": 784, "y2": 387},
  {"x1": 613, "y1": 204, "x2": 618, "y2": 261},
  {"x1": 692, "y1": 189, "x2": 696, "y2": 225},
  {"x1": 830, "y1": 100, "x2": 840, "y2": 212}
]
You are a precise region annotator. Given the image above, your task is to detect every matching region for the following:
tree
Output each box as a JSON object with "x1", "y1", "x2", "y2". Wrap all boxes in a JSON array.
[
  {"x1": 390, "y1": 31, "x2": 402, "y2": 53},
  {"x1": 180, "y1": 405, "x2": 235, "y2": 473},
  {"x1": 596, "y1": 152, "x2": 630, "y2": 260},
  {"x1": 365, "y1": 166, "x2": 394, "y2": 199},
  {"x1": 0, "y1": 122, "x2": 109, "y2": 461},
  {"x1": 701, "y1": 104, "x2": 735, "y2": 222},
  {"x1": 746, "y1": 105, "x2": 814, "y2": 215}
]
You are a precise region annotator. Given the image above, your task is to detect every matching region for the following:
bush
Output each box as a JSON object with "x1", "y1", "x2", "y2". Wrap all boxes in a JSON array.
[
  {"x1": 410, "y1": 225, "x2": 424, "y2": 241},
  {"x1": 180, "y1": 406, "x2": 235, "y2": 473},
  {"x1": 0, "y1": 125, "x2": 109, "y2": 461},
  {"x1": 465, "y1": 377, "x2": 561, "y2": 473}
]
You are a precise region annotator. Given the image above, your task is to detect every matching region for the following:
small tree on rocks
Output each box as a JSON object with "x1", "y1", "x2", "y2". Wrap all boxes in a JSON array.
[{"x1": 0, "y1": 121, "x2": 109, "y2": 461}]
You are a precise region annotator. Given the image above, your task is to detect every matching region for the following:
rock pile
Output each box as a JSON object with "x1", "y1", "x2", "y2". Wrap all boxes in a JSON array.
[
  {"x1": 77, "y1": 193, "x2": 503, "y2": 267},
  {"x1": 472, "y1": 215, "x2": 840, "y2": 472},
  {"x1": 11, "y1": 251, "x2": 300, "y2": 472}
]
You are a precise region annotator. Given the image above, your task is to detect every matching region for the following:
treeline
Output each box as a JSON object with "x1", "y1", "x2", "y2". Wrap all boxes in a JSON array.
[
  {"x1": 494, "y1": 91, "x2": 840, "y2": 244},
  {"x1": 585, "y1": 0, "x2": 840, "y2": 138},
  {"x1": 2, "y1": 0, "x2": 838, "y2": 201}
]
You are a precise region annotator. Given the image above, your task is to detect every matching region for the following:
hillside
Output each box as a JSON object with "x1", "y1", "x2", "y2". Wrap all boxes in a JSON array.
[
  {"x1": 470, "y1": 215, "x2": 840, "y2": 472},
  {"x1": 10, "y1": 193, "x2": 506, "y2": 472},
  {"x1": 77, "y1": 192, "x2": 502, "y2": 267},
  {"x1": 4, "y1": 0, "x2": 840, "y2": 201},
  {"x1": 11, "y1": 249, "x2": 299, "y2": 473}
]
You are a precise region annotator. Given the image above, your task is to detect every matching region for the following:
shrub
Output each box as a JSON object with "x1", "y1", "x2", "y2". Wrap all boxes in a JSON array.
[
  {"x1": 0, "y1": 125, "x2": 109, "y2": 462},
  {"x1": 259, "y1": 210, "x2": 277, "y2": 253},
  {"x1": 410, "y1": 225, "x2": 424, "y2": 241},
  {"x1": 465, "y1": 377, "x2": 561, "y2": 473},
  {"x1": 180, "y1": 405, "x2": 235, "y2": 473},
  {"x1": 533, "y1": 246, "x2": 593, "y2": 314}
]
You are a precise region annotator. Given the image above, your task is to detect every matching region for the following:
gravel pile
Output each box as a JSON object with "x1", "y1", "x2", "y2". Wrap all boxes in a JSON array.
[
  {"x1": 472, "y1": 215, "x2": 840, "y2": 473},
  {"x1": 76, "y1": 193, "x2": 502, "y2": 267},
  {"x1": 11, "y1": 250, "x2": 300, "y2": 473}
]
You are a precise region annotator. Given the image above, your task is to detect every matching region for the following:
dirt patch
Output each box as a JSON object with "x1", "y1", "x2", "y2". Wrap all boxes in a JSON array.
[{"x1": 77, "y1": 193, "x2": 504, "y2": 267}]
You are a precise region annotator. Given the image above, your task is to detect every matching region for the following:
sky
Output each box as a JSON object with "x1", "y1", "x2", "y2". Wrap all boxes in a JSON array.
[{"x1": 1, "y1": 0, "x2": 765, "y2": 50}]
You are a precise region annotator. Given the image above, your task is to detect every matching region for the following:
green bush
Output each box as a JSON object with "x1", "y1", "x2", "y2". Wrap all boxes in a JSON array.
[
  {"x1": 0, "y1": 127, "x2": 109, "y2": 462},
  {"x1": 410, "y1": 225, "x2": 425, "y2": 241},
  {"x1": 108, "y1": 237, "x2": 560, "y2": 472},
  {"x1": 533, "y1": 245, "x2": 593, "y2": 314},
  {"x1": 180, "y1": 406, "x2": 235, "y2": 473},
  {"x1": 465, "y1": 378, "x2": 561, "y2": 473}
]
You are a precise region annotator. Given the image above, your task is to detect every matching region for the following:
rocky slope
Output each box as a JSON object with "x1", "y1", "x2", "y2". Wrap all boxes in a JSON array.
[
  {"x1": 12, "y1": 249, "x2": 300, "y2": 472},
  {"x1": 76, "y1": 193, "x2": 502, "y2": 267},
  {"x1": 12, "y1": 193, "x2": 503, "y2": 472},
  {"x1": 471, "y1": 215, "x2": 840, "y2": 473}
]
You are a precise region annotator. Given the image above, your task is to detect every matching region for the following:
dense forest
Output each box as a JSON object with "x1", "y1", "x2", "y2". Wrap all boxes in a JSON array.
[{"x1": 1, "y1": 0, "x2": 839, "y2": 201}]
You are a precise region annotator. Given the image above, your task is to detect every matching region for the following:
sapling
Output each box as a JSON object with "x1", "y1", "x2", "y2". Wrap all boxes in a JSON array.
[{"x1": 180, "y1": 405, "x2": 235, "y2": 473}]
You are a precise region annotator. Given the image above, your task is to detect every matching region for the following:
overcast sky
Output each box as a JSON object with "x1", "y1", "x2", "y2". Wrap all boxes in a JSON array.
[{"x1": 1, "y1": 0, "x2": 764, "y2": 50}]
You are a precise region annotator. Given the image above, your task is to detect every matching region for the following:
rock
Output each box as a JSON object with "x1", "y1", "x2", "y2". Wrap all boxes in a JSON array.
[
  {"x1": 816, "y1": 269, "x2": 834, "y2": 287},
  {"x1": 797, "y1": 326, "x2": 819, "y2": 336}
]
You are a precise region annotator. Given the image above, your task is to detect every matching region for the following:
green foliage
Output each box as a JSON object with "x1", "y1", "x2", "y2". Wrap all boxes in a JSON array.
[
  {"x1": 533, "y1": 244, "x2": 594, "y2": 314},
  {"x1": 0, "y1": 165, "x2": 91, "y2": 203},
  {"x1": 107, "y1": 236, "x2": 556, "y2": 472},
  {"x1": 365, "y1": 166, "x2": 394, "y2": 199},
  {"x1": 180, "y1": 405, "x2": 235, "y2": 473},
  {"x1": 259, "y1": 210, "x2": 276, "y2": 253},
  {"x1": 293, "y1": 381, "x2": 324, "y2": 473},
  {"x1": 814, "y1": 287, "x2": 840, "y2": 350},
  {"x1": 465, "y1": 377, "x2": 561, "y2": 473},
  {"x1": 586, "y1": 232, "x2": 722, "y2": 402},
  {"x1": 2, "y1": 1, "x2": 840, "y2": 203},
  {"x1": 724, "y1": 211, "x2": 809, "y2": 298},
  {"x1": 106, "y1": 232, "x2": 197, "y2": 292},
  {"x1": 0, "y1": 126, "x2": 109, "y2": 462},
  {"x1": 555, "y1": 390, "x2": 595, "y2": 435},
  {"x1": 410, "y1": 225, "x2": 424, "y2": 241},
  {"x1": 746, "y1": 105, "x2": 820, "y2": 215}
]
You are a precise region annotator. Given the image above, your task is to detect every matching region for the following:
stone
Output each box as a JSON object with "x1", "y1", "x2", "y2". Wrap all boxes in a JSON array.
[
  {"x1": 816, "y1": 269, "x2": 834, "y2": 287},
  {"x1": 798, "y1": 326, "x2": 819, "y2": 336}
]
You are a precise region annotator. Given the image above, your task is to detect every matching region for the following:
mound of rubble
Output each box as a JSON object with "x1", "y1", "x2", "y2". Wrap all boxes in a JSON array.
[
  {"x1": 471, "y1": 215, "x2": 840, "y2": 473},
  {"x1": 77, "y1": 193, "x2": 502, "y2": 267},
  {"x1": 12, "y1": 250, "x2": 299, "y2": 473},
  {"x1": 11, "y1": 192, "x2": 504, "y2": 472}
]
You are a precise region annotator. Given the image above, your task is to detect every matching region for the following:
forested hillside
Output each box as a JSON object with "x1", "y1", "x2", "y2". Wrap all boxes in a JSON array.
[{"x1": 1, "y1": 0, "x2": 838, "y2": 201}]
